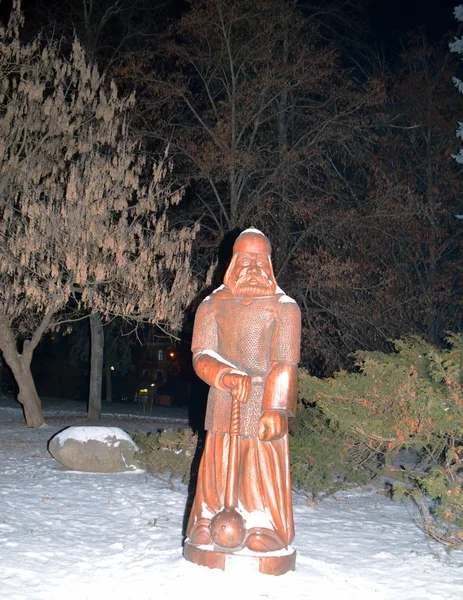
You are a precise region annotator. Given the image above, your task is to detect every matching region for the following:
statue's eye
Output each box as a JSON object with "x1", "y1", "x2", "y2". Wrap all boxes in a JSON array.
[{"x1": 240, "y1": 258, "x2": 250, "y2": 266}]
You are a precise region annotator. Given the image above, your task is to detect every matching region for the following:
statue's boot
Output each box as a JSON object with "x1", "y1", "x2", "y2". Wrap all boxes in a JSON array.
[
  {"x1": 245, "y1": 527, "x2": 285, "y2": 552},
  {"x1": 188, "y1": 518, "x2": 212, "y2": 545}
]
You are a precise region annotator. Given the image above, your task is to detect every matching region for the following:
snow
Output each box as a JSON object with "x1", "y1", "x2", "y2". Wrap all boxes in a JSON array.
[
  {"x1": 198, "y1": 349, "x2": 247, "y2": 376},
  {"x1": 455, "y1": 5, "x2": 463, "y2": 23},
  {"x1": 236, "y1": 505, "x2": 273, "y2": 529},
  {"x1": 278, "y1": 295, "x2": 297, "y2": 304},
  {"x1": 274, "y1": 285, "x2": 296, "y2": 304},
  {"x1": 53, "y1": 426, "x2": 136, "y2": 446},
  {"x1": 1, "y1": 398, "x2": 463, "y2": 599},
  {"x1": 240, "y1": 228, "x2": 265, "y2": 236}
]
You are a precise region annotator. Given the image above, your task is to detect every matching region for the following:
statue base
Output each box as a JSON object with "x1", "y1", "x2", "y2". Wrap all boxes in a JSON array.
[{"x1": 183, "y1": 540, "x2": 296, "y2": 576}]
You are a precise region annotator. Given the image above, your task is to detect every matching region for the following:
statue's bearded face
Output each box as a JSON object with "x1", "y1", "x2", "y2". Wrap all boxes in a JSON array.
[{"x1": 230, "y1": 252, "x2": 275, "y2": 297}]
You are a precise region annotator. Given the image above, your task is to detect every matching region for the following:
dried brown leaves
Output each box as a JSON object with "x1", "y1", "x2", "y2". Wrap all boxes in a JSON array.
[{"x1": 0, "y1": 3, "x2": 197, "y2": 339}]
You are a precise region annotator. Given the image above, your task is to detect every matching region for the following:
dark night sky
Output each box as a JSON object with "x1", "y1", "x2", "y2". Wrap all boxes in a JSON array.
[
  {"x1": 2, "y1": 1, "x2": 461, "y2": 53},
  {"x1": 369, "y1": 0, "x2": 460, "y2": 44}
]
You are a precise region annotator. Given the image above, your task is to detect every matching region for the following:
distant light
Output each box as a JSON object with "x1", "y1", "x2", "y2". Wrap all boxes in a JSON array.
[
  {"x1": 169, "y1": 352, "x2": 175, "y2": 358},
  {"x1": 150, "y1": 383, "x2": 155, "y2": 387},
  {"x1": 140, "y1": 388, "x2": 148, "y2": 393},
  {"x1": 110, "y1": 366, "x2": 115, "y2": 371}
]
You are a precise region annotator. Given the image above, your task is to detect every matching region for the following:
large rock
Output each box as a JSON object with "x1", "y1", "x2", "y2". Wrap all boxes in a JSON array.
[{"x1": 48, "y1": 426, "x2": 142, "y2": 472}]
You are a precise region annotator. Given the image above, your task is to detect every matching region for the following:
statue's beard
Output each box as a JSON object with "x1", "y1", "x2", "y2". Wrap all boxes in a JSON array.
[{"x1": 231, "y1": 273, "x2": 275, "y2": 297}]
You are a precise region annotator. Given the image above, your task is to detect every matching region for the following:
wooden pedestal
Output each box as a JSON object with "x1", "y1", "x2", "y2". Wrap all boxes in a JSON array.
[{"x1": 184, "y1": 540, "x2": 296, "y2": 576}]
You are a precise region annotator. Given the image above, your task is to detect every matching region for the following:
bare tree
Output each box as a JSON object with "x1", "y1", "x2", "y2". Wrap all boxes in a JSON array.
[
  {"x1": 128, "y1": 0, "x2": 385, "y2": 285},
  {"x1": 26, "y1": 0, "x2": 174, "y2": 72},
  {"x1": 0, "y1": 2, "x2": 197, "y2": 427},
  {"x1": 371, "y1": 35, "x2": 463, "y2": 344},
  {"x1": 288, "y1": 35, "x2": 463, "y2": 372}
]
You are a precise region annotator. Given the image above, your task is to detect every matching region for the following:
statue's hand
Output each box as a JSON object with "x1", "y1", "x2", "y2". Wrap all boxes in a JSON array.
[
  {"x1": 222, "y1": 372, "x2": 251, "y2": 404},
  {"x1": 258, "y1": 410, "x2": 287, "y2": 442}
]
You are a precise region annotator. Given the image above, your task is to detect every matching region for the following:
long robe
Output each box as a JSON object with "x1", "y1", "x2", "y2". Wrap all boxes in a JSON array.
[{"x1": 186, "y1": 285, "x2": 301, "y2": 548}]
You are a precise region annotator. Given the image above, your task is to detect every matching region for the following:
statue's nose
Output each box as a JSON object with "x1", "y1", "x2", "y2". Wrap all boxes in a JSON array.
[{"x1": 248, "y1": 262, "x2": 259, "y2": 273}]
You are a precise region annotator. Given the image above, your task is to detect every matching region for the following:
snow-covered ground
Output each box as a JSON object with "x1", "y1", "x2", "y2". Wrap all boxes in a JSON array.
[{"x1": 1, "y1": 397, "x2": 463, "y2": 600}]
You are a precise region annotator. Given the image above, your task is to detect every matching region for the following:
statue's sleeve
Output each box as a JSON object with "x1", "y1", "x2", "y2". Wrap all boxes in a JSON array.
[
  {"x1": 262, "y1": 300, "x2": 301, "y2": 416},
  {"x1": 191, "y1": 298, "x2": 244, "y2": 393}
]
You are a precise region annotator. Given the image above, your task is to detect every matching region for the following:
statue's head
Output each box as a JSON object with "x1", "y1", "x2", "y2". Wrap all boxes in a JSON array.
[{"x1": 224, "y1": 229, "x2": 277, "y2": 297}]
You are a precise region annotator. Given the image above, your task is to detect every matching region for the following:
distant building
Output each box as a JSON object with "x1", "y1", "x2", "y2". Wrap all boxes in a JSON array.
[{"x1": 138, "y1": 341, "x2": 181, "y2": 386}]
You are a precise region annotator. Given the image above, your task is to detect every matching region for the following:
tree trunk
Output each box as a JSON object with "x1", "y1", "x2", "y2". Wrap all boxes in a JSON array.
[
  {"x1": 88, "y1": 312, "x2": 104, "y2": 420},
  {"x1": 105, "y1": 361, "x2": 113, "y2": 404},
  {"x1": 0, "y1": 316, "x2": 45, "y2": 428},
  {"x1": 425, "y1": 139, "x2": 439, "y2": 344},
  {"x1": 274, "y1": 28, "x2": 291, "y2": 278},
  {"x1": 16, "y1": 365, "x2": 45, "y2": 428}
]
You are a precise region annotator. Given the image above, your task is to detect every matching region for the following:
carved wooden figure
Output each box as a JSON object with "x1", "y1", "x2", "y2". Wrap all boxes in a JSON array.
[{"x1": 184, "y1": 229, "x2": 301, "y2": 575}]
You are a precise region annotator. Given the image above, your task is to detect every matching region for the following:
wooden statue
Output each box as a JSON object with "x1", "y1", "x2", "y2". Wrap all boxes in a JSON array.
[{"x1": 184, "y1": 229, "x2": 301, "y2": 575}]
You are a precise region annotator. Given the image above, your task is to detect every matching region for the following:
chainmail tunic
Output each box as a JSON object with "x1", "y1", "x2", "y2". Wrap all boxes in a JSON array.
[{"x1": 192, "y1": 289, "x2": 301, "y2": 436}]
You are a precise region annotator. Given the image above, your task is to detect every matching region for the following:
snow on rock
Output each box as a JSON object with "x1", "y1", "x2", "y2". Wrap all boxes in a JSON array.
[{"x1": 48, "y1": 426, "x2": 141, "y2": 473}]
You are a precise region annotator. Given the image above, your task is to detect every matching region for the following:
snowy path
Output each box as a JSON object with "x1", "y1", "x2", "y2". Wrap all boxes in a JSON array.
[{"x1": 0, "y1": 405, "x2": 462, "y2": 599}]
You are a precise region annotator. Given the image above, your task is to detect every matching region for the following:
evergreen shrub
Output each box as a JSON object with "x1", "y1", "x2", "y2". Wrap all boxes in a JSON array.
[
  {"x1": 293, "y1": 334, "x2": 463, "y2": 543},
  {"x1": 129, "y1": 429, "x2": 198, "y2": 484}
]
